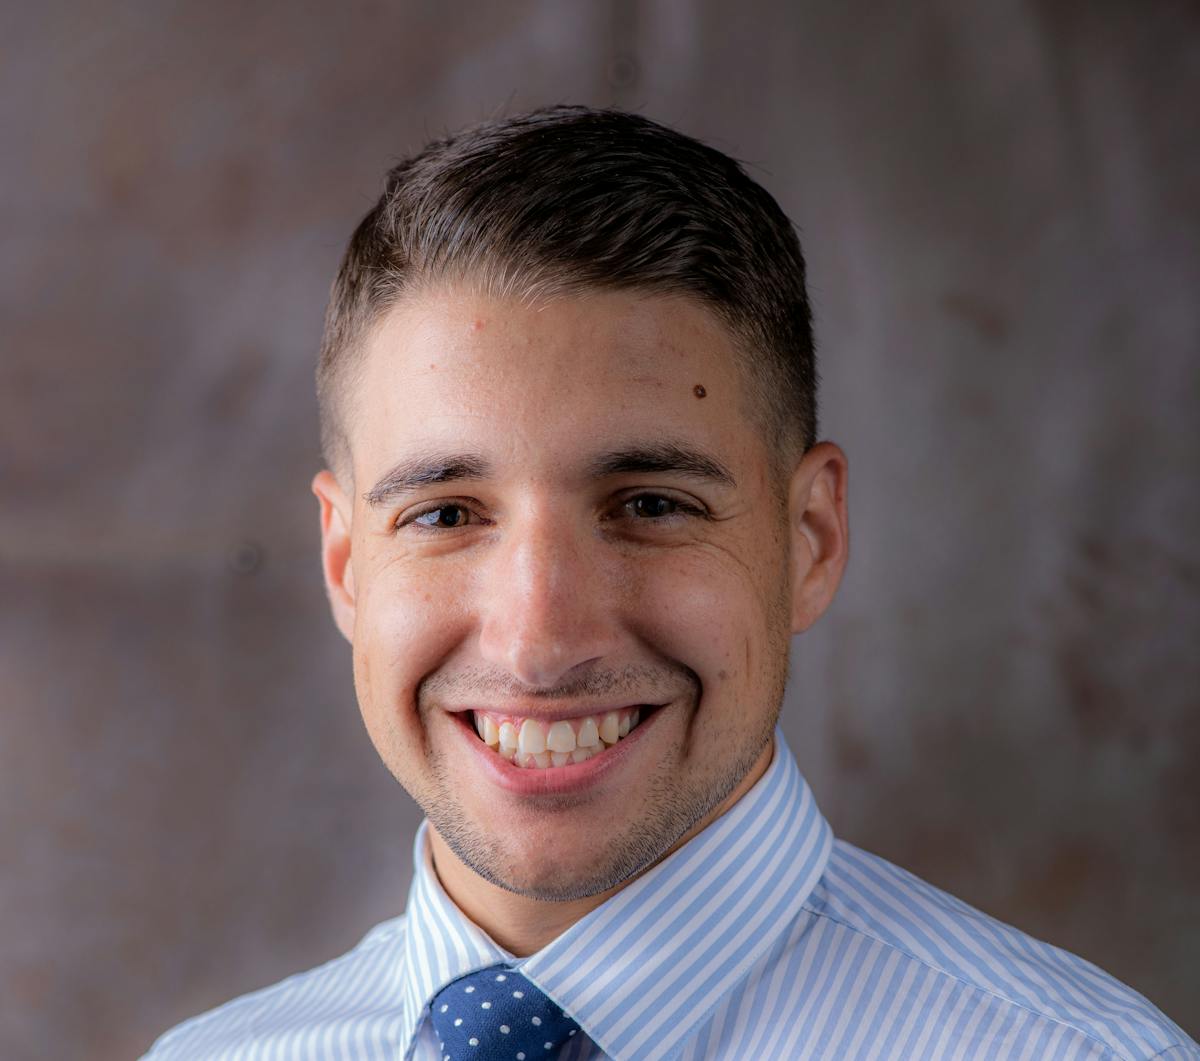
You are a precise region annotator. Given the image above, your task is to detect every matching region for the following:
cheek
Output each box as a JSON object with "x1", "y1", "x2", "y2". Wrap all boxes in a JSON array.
[
  {"x1": 352, "y1": 561, "x2": 472, "y2": 727},
  {"x1": 622, "y1": 548, "x2": 778, "y2": 689}
]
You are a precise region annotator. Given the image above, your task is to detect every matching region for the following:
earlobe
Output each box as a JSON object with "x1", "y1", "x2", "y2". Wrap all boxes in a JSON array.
[
  {"x1": 311, "y1": 469, "x2": 357, "y2": 644},
  {"x1": 787, "y1": 442, "x2": 850, "y2": 634}
]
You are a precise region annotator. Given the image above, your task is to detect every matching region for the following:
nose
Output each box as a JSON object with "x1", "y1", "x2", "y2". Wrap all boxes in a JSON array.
[{"x1": 476, "y1": 510, "x2": 621, "y2": 689}]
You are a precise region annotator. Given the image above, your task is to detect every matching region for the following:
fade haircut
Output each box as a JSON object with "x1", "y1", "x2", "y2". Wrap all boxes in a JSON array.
[{"x1": 316, "y1": 105, "x2": 817, "y2": 483}]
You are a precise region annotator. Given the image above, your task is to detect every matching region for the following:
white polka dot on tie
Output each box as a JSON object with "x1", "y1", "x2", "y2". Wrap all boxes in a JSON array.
[
  {"x1": 482, "y1": 1000, "x2": 491, "y2": 1009},
  {"x1": 496, "y1": 974, "x2": 507, "y2": 981},
  {"x1": 454, "y1": 1018, "x2": 462, "y2": 1026},
  {"x1": 531, "y1": 1016, "x2": 542, "y2": 1026},
  {"x1": 517, "y1": 1054, "x2": 525, "y2": 1061},
  {"x1": 500, "y1": 1024, "x2": 510, "y2": 1034},
  {"x1": 469, "y1": 1036, "x2": 479, "y2": 1046},
  {"x1": 440, "y1": 1004, "x2": 448, "y2": 1012},
  {"x1": 544, "y1": 1044, "x2": 553, "y2": 1051},
  {"x1": 465, "y1": 985, "x2": 476, "y2": 993},
  {"x1": 569, "y1": 1029, "x2": 577, "y2": 1036},
  {"x1": 513, "y1": 990, "x2": 524, "y2": 998}
]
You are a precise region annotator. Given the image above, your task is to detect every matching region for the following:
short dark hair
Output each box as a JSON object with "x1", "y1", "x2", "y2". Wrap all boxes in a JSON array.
[{"x1": 317, "y1": 105, "x2": 816, "y2": 481}]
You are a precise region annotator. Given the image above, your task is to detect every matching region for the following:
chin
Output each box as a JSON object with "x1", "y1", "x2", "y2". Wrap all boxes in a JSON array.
[
  {"x1": 462, "y1": 827, "x2": 623, "y2": 901},
  {"x1": 430, "y1": 803, "x2": 643, "y2": 901},
  {"x1": 496, "y1": 863, "x2": 620, "y2": 904}
]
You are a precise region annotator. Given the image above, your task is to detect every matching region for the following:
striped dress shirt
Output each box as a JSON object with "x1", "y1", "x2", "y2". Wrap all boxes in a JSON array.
[{"x1": 144, "y1": 727, "x2": 1196, "y2": 1060}]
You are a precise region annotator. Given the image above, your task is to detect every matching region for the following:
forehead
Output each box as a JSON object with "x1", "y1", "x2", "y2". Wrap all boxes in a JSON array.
[{"x1": 347, "y1": 286, "x2": 764, "y2": 481}]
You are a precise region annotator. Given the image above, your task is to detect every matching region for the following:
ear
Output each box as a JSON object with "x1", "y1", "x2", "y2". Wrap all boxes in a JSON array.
[
  {"x1": 787, "y1": 441, "x2": 850, "y2": 633},
  {"x1": 311, "y1": 469, "x2": 357, "y2": 643}
]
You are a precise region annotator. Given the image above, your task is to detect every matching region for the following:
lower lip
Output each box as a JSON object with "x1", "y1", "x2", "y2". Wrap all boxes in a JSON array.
[{"x1": 449, "y1": 706, "x2": 665, "y2": 796}]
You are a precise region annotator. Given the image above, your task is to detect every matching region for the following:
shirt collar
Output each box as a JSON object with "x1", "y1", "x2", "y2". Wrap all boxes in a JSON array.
[
  {"x1": 399, "y1": 725, "x2": 832, "y2": 1061},
  {"x1": 398, "y1": 825, "x2": 513, "y2": 1056}
]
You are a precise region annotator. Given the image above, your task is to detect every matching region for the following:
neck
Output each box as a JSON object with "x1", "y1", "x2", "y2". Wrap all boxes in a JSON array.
[
  {"x1": 427, "y1": 737, "x2": 774, "y2": 957},
  {"x1": 427, "y1": 832, "x2": 623, "y2": 955}
]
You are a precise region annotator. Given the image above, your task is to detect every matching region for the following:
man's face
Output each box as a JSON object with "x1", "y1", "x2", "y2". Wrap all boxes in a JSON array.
[{"x1": 315, "y1": 286, "x2": 828, "y2": 901}]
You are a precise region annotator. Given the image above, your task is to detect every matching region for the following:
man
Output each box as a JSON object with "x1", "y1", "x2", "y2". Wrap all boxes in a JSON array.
[{"x1": 145, "y1": 107, "x2": 1196, "y2": 1059}]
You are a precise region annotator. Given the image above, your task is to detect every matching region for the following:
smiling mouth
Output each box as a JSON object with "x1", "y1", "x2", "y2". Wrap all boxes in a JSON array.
[{"x1": 470, "y1": 707, "x2": 651, "y2": 769}]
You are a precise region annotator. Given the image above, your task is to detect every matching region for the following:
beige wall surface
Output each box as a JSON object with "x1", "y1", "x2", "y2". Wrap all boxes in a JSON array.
[{"x1": 2, "y1": 2, "x2": 1197, "y2": 1056}]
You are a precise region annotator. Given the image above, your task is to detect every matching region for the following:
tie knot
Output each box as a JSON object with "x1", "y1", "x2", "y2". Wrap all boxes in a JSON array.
[{"x1": 429, "y1": 965, "x2": 581, "y2": 1060}]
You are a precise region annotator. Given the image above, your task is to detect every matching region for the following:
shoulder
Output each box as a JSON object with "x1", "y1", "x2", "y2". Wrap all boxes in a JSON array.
[
  {"x1": 798, "y1": 840, "x2": 1195, "y2": 1060},
  {"x1": 140, "y1": 915, "x2": 408, "y2": 1060}
]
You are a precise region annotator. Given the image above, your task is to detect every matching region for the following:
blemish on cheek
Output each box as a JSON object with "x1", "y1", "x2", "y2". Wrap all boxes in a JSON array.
[
  {"x1": 718, "y1": 669, "x2": 729, "y2": 681},
  {"x1": 471, "y1": 318, "x2": 485, "y2": 332},
  {"x1": 693, "y1": 384, "x2": 707, "y2": 398}
]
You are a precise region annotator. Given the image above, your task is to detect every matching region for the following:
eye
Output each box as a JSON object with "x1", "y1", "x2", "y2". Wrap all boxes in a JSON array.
[
  {"x1": 621, "y1": 493, "x2": 705, "y2": 521},
  {"x1": 407, "y1": 504, "x2": 474, "y2": 530},
  {"x1": 628, "y1": 492, "x2": 676, "y2": 518}
]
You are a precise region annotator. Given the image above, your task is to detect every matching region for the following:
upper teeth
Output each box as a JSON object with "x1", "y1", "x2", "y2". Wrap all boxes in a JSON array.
[{"x1": 472, "y1": 707, "x2": 643, "y2": 769}]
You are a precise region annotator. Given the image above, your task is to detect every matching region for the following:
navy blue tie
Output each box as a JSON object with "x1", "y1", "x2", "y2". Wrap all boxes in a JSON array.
[{"x1": 429, "y1": 965, "x2": 582, "y2": 1060}]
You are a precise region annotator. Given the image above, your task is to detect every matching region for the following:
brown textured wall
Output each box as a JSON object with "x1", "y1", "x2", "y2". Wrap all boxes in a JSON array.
[{"x1": 2, "y1": 2, "x2": 1197, "y2": 1057}]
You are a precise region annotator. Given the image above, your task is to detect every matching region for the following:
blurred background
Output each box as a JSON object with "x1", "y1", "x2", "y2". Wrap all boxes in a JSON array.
[{"x1": 2, "y1": 1, "x2": 1197, "y2": 1056}]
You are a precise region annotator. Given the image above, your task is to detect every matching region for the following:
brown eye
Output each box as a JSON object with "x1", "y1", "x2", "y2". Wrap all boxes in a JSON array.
[
  {"x1": 629, "y1": 495, "x2": 677, "y2": 519},
  {"x1": 413, "y1": 505, "x2": 469, "y2": 528}
]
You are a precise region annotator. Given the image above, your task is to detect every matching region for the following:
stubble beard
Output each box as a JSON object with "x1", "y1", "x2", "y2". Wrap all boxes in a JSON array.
[
  {"x1": 419, "y1": 655, "x2": 788, "y2": 903},
  {"x1": 405, "y1": 564, "x2": 795, "y2": 902}
]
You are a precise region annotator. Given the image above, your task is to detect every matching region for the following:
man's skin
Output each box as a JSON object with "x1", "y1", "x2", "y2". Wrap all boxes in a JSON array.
[{"x1": 311, "y1": 285, "x2": 849, "y2": 957}]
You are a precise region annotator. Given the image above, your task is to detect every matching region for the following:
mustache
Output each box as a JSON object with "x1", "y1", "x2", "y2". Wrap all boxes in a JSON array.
[{"x1": 418, "y1": 661, "x2": 699, "y2": 702}]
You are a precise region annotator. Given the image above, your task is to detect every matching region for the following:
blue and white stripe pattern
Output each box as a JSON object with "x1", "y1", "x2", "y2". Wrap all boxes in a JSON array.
[{"x1": 144, "y1": 726, "x2": 1197, "y2": 1060}]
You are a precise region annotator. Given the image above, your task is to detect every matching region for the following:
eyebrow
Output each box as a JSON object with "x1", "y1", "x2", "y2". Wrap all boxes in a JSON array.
[
  {"x1": 585, "y1": 443, "x2": 736, "y2": 487},
  {"x1": 363, "y1": 441, "x2": 736, "y2": 508},
  {"x1": 363, "y1": 453, "x2": 491, "y2": 507}
]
